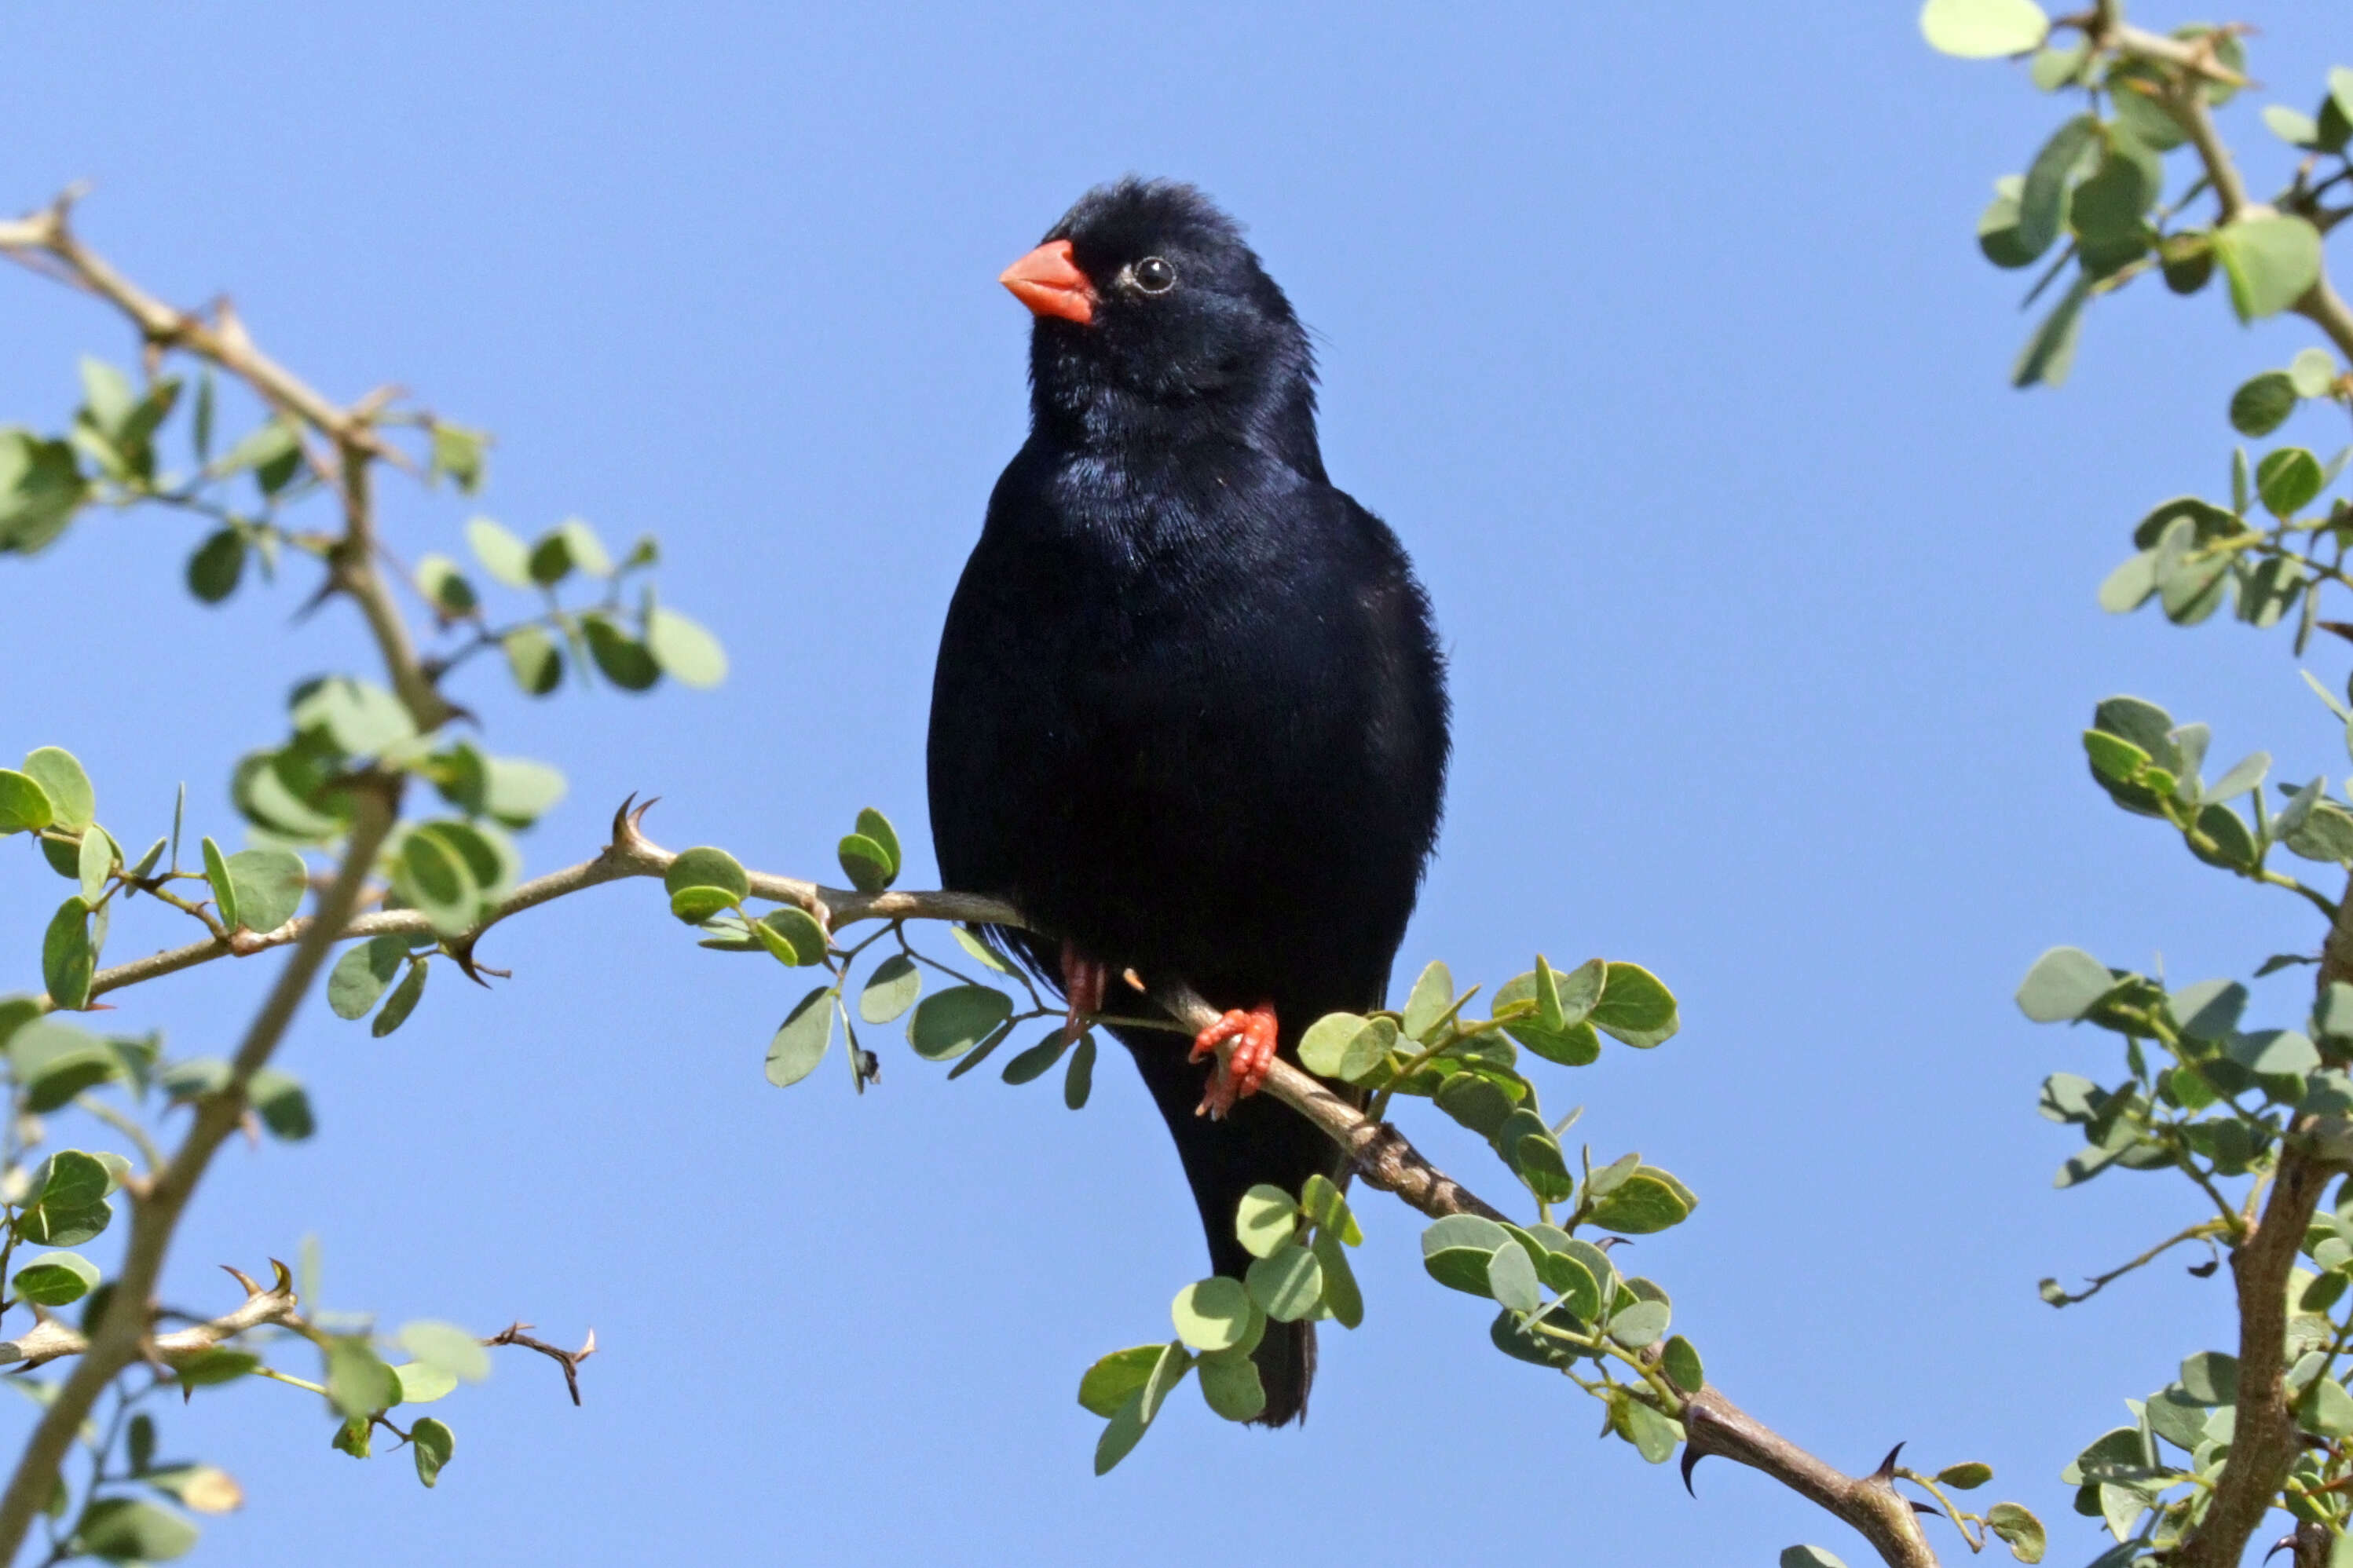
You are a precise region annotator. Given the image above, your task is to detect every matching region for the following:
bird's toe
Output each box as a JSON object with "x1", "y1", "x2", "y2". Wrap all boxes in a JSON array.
[{"x1": 1191, "y1": 1001, "x2": 1279, "y2": 1119}]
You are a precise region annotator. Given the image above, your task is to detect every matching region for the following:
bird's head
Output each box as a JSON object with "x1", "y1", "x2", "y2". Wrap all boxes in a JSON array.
[{"x1": 1002, "y1": 178, "x2": 1320, "y2": 467}]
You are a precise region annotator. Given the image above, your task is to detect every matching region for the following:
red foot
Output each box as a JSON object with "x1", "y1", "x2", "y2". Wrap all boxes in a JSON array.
[
  {"x1": 1191, "y1": 1001, "x2": 1278, "y2": 1120},
  {"x1": 1061, "y1": 938, "x2": 1108, "y2": 1045}
]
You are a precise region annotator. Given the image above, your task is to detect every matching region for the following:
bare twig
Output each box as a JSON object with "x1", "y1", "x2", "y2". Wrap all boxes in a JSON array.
[{"x1": 483, "y1": 1322, "x2": 596, "y2": 1406}]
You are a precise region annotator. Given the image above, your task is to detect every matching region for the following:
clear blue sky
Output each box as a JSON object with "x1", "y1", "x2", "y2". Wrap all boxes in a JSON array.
[{"x1": 3, "y1": 4, "x2": 2346, "y2": 1563}]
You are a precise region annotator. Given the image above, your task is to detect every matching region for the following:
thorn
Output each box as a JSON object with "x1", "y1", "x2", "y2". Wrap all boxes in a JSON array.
[
  {"x1": 2316, "y1": 621, "x2": 2353, "y2": 646},
  {"x1": 1680, "y1": 1445, "x2": 1705, "y2": 1497},
  {"x1": 219, "y1": 1264, "x2": 262, "y2": 1297},
  {"x1": 2263, "y1": 1533, "x2": 2298, "y2": 1563},
  {"x1": 576, "y1": 1329, "x2": 596, "y2": 1360},
  {"x1": 269, "y1": 1258, "x2": 295, "y2": 1298},
  {"x1": 1910, "y1": 1502, "x2": 1943, "y2": 1518},
  {"x1": 1872, "y1": 1442, "x2": 1905, "y2": 1482}
]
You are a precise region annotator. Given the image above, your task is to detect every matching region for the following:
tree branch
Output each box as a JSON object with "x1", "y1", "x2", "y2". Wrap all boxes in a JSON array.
[
  {"x1": 0, "y1": 780, "x2": 397, "y2": 1562},
  {"x1": 0, "y1": 185, "x2": 1939, "y2": 1568},
  {"x1": 2173, "y1": 875, "x2": 2353, "y2": 1568}
]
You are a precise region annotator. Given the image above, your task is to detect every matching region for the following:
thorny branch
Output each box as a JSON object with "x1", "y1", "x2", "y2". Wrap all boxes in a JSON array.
[{"x1": 0, "y1": 189, "x2": 1943, "y2": 1565}]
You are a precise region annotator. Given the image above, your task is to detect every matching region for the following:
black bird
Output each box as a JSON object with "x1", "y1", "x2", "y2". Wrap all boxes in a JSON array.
[{"x1": 926, "y1": 179, "x2": 1449, "y2": 1427}]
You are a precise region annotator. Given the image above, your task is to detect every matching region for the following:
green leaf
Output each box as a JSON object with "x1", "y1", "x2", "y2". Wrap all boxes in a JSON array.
[
  {"x1": 411, "y1": 1416, "x2": 455, "y2": 1488},
  {"x1": 2293, "y1": 347, "x2": 2340, "y2": 398},
  {"x1": 858, "y1": 954, "x2": 922, "y2": 1023},
  {"x1": 2017, "y1": 947, "x2": 2113, "y2": 1022},
  {"x1": 225, "y1": 846, "x2": 306, "y2": 932},
  {"x1": 1093, "y1": 1388, "x2": 1153, "y2": 1475},
  {"x1": 1171, "y1": 1276, "x2": 1257, "y2": 1352},
  {"x1": 481, "y1": 756, "x2": 565, "y2": 828},
  {"x1": 1400, "y1": 960, "x2": 1452, "y2": 1038},
  {"x1": 0, "y1": 430, "x2": 90, "y2": 555},
  {"x1": 528, "y1": 527, "x2": 573, "y2": 586},
  {"x1": 1434, "y1": 1072, "x2": 1517, "y2": 1136},
  {"x1": 2181, "y1": 1351, "x2": 2238, "y2": 1404},
  {"x1": 1591, "y1": 962, "x2": 1678, "y2": 1047},
  {"x1": 1486, "y1": 1239, "x2": 1541, "y2": 1312},
  {"x1": 325, "y1": 1335, "x2": 397, "y2": 1419},
  {"x1": 331, "y1": 1415, "x2": 371, "y2": 1457},
  {"x1": 1662, "y1": 1335, "x2": 1704, "y2": 1393},
  {"x1": 10, "y1": 1020, "x2": 118, "y2": 1112},
  {"x1": 1977, "y1": 177, "x2": 2043, "y2": 269},
  {"x1": 12, "y1": 1252, "x2": 98, "y2": 1307},
  {"x1": 2267, "y1": 104, "x2": 2322, "y2": 147},
  {"x1": 396, "y1": 828, "x2": 476, "y2": 936},
  {"x1": 2259, "y1": 447, "x2": 2326, "y2": 518},
  {"x1": 854, "y1": 808, "x2": 902, "y2": 876},
  {"x1": 1780, "y1": 1551, "x2": 1850, "y2": 1568},
  {"x1": 2017, "y1": 115, "x2": 2098, "y2": 258},
  {"x1": 2215, "y1": 214, "x2": 2325, "y2": 323},
  {"x1": 502, "y1": 625, "x2": 563, "y2": 696},
  {"x1": 1196, "y1": 1351, "x2": 1267, "y2": 1423},
  {"x1": 2013, "y1": 271, "x2": 2092, "y2": 389},
  {"x1": 1919, "y1": 0, "x2": 2047, "y2": 58},
  {"x1": 21, "y1": 748, "x2": 92, "y2": 831},
  {"x1": 1297, "y1": 1012, "x2": 1393, "y2": 1082},
  {"x1": 390, "y1": 1361, "x2": 458, "y2": 1405},
  {"x1": 1234, "y1": 1184, "x2": 1298, "y2": 1260},
  {"x1": 2231, "y1": 371, "x2": 2300, "y2": 437},
  {"x1": 766, "y1": 987, "x2": 835, "y2": 1087},
  {"x1": 397, "y1": 1320, "x2": 490, "y2": 1383},
  {"x1": 2300, "y1": 1375, "x2": 2353, "y2": 1437},
  {"x1": 1310, "y1": 1229, "x2": 1363, "y2": 1328},
  {"x1": 664, "y1": 846, "x2": 749, "y2": 904},
  {"x1": 646, "y1": 607, "x2": 727, "y2": 689},
  {"x1": 42, "y1": 897, "x2": 93, "y2": 1011},
  {"x1": 951, "y1": 927, "x2": 1015, "y2": 973},
  {"x1": 199, "y1": 836, "x2": 237, "y2": 929},
  {"x1": 1063, "y1": 1033, "x2": 1096, "y2": 1108},
  {"x1": 582, "y1": 612, "x2": 661, "y2": 690},
  {"x1": 415, "y1": 552, "x2": 478, "y2": 617},
  {"x1": 556, "y1": 517, "x2": 613, "y2": 576},
  {"x1": 1078, "y1": 1345, "x2": 1164, "y2": 1417},
  {"x1": 185, "y1": 528, "x2": 246, "y2": 603},
  {"x1": 670, "y1": 886, "x2": 738, "y2": 924},
  {"x1": 329, "y1": 936, "x2": 412, "y2": 1020},
  {"x1": 372, "y1": 958, "x2": 429, "y2": 1037},
  {"x1": 75, "y1": 1498, "x2": 199, "y2": 1563},
  {"x1": 907, "y1": 985, "x2": 1013, "y2": 1061},
  {"x1": 998, "y1": 1030, "x2": 1070, "y2": 1084},
  {"x1": 470, "y1": 521, "x2": 532, "y2": 587},
  {"x1": 75, "y1": 824, "x2": 110, "y2": 905},
  {"x1": 0, "y1": 771, "x2": 53, "y2": 835},
  {"x1": 1422, "y1": 1213, "x2": 1510, "y2": 1295},
  {"x1": 1587, "y1": 1167, "x2": 1700, "y2": 1234},
  {"x1": 1985, "y1": 1501, "x2": 2046, "y2": 1563},
  {"x1": 248, "y1": 1068, "x2": 314, "y2": 1139},
  {"x1": 1245, "y1": 1243, "x2": 1323, "y2": 1322},
  {"x1": 755, "y1": 907, "x2": 829, "y2": 967},
  {"x1": 291, "y1": 676, "x2": 417, "y2": 758},
  {"x1": 836, "y1": 833, "x2": 894, "y2": 893},
  {"x1": 1613, "y1": 1394, "x2": 1681, "y2": 1464},
  {"x1": 1299, "y1": 1171, "x2": 1363, "y2": 1245},
  {"x1": 1608, "y1": 1296, "x2": 1671, "y2": 1347}
]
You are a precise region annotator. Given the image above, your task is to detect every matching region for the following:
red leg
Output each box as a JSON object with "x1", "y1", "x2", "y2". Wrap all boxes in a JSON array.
[
  {"x1": 1060, "y1": 938, "x2": 1108, "y2": 1045},
  {"x1": 1190, "y1": 1001, "x2": 1278, "y2": 1120}
]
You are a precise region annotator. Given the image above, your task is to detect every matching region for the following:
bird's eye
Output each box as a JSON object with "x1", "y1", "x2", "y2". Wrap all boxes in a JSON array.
[{"x1": 1133, "y1": 256, "x2": 1176, "y2": 294}]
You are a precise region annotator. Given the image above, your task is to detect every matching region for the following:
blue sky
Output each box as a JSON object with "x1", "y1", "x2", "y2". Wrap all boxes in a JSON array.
[{"x1": 4, "y1": 3, "x2": 2349, "y2": 1563}]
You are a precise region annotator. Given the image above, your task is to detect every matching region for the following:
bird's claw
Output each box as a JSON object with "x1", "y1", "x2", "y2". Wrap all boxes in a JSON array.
[
  {"x1": 1061, "y1": 938, "x2": 1108, "y2": 1045},
  {"x1": 1191, "y1": 1001, "x2": 1277, "y2": 1119}
]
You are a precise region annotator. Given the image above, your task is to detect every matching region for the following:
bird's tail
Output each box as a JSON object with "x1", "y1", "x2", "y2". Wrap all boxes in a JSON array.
[{"x1": 1115, "y1": 1020, "x2": 1341, "y2": 1428}]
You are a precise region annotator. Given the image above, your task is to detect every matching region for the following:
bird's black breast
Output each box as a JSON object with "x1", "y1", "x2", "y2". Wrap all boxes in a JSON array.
[{"x1": 926, "y1": 434, "x2": 1447, "y2": 1019}]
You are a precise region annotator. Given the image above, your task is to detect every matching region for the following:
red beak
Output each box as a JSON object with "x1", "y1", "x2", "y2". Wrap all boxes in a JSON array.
[{"x1": 1000, "y1": 239, "x2": 1095, "y2": 325}]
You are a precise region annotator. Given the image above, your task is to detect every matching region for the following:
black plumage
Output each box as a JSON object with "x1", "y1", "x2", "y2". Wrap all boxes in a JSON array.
[{"x1": 925, "y1": 179, "x2": 1449, "y2": 1427}]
